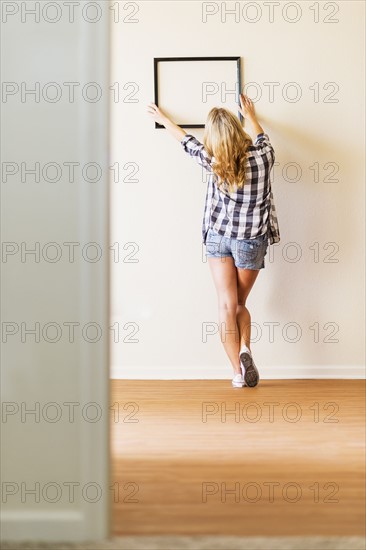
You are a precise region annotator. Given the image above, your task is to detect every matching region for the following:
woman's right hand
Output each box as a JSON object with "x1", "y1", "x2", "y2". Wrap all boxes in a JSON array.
[{"x1": 239, "y1": 94, "x2": 256, "y2": 119}]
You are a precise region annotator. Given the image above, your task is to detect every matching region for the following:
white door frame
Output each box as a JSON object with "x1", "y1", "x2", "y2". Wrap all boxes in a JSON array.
[{"x1": 1, "y1": 4, "x2": 111, "y2": 543}]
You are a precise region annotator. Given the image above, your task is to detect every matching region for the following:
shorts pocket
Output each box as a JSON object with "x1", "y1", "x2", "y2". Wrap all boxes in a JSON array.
[
  {"x1": 206, "y1": 229, "x2": 223, "y2": 254},
  {"x1": 206, "y1": 228, "x2": 221, "y2": 242},
  {"x1": 236, "y1": 241, "x2": 260, "y2": 263}
]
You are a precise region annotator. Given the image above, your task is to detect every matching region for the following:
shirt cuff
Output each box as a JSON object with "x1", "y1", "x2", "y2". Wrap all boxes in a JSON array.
[
  {"x1": 180, "y1": 133, "x2": 192, "y2": 144},
  {"x1": 255, "y1": 132, "x2": 269, "y2": 144}
]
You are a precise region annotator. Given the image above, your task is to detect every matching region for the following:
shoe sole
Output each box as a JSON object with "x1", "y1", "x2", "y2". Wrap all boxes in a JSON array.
[
  {"x1": 232, "y1": 382, "x2": 244, "y2": 388},
  {"x1": 240, "y1": 351, "x2": 259, "y2": 387}
]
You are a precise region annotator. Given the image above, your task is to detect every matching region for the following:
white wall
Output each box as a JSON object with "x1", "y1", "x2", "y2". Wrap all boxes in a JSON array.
[
  {"x1": 111, "y1": 0, "x2": 365, "y2": 379},
  {"x1": 1, "y1": 1, "x2": 110, "y2": 542}
]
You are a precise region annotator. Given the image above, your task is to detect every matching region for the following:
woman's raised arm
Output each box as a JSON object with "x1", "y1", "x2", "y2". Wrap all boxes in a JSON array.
[
  {"x1": 147, "y1": 102, "x2": 186, "y2": 141},
  {"x1": 238, "y1": 94, "x2": 264, "y2": 137}
]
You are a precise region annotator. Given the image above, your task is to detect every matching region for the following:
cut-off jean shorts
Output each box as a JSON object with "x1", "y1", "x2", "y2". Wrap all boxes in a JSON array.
[{"x1": 205, "y1": 227, "x2": 269, "y2": 270}]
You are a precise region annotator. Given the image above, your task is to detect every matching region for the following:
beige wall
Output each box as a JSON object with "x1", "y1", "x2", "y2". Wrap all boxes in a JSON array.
[{"x1": 111, "y1": 0, "x2": 365, "y2": 378}]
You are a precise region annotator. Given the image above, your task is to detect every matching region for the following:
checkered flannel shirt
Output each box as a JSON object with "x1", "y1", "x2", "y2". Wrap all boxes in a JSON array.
[{"x1": 180, "y1": 131, "x2": 280, "y2": 246}]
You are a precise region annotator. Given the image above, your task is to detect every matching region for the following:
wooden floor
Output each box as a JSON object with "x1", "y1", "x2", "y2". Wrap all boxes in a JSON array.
[{"x1": 111, "y1": 380, "x2": 365, "y2": 536}]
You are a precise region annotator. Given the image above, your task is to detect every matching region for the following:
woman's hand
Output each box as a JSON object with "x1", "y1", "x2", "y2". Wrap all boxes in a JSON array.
[
  {"x1": 147, "y1": 102, "x2": 169, "y2": 125},
  {"x1": 238, "y1": 94, "x2": 256, "y2": 120},
  {"x1": 147, "y1": 102, "x2": 186, "y2": 141}
]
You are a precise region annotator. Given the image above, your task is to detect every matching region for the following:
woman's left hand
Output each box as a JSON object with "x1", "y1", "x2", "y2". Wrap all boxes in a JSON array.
[{"x1": 147, "y1": 102, "x2": 169, "y2": 125}]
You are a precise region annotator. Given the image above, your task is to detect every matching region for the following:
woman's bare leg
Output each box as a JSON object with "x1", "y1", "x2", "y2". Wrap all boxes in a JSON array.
[
  {"x1": 236, "y1": 268, "x2": 260, "y2": 351},
  {"x1": 207, "y1": 257, "x2": 242, "y2": 374}
]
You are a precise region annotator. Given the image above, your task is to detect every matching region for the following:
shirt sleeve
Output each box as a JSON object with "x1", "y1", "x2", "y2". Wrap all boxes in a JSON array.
[
  {"x1": 180, "y1": 133, "x2": 213, "y2": 172},
  {"x1": 254, "y1": 132, "x2": 275, "y2": 164}
]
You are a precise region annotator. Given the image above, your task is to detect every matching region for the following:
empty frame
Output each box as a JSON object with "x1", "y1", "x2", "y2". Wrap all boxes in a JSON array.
[{"x1": 153, "y1": 56, "x2": 242, "y2": 129}]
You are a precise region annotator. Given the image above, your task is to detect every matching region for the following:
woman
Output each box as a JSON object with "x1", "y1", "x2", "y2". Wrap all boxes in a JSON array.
[{"x1": 147, "y1": 94, "x2": 280, "y2": 389}]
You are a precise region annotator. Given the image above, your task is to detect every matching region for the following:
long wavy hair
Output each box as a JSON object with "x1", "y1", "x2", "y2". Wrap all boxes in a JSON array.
[{"x1": 203, "y1": 107, "x2": 253, "y2": 193}]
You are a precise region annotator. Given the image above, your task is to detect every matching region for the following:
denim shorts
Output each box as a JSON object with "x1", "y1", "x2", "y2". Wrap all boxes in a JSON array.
[{"x1": 205, "y1": 227, "x2": 269, "y2": 270}]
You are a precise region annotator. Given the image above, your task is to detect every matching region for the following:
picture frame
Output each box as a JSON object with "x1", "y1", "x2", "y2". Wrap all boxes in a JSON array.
[{"x1": 153, "y1": 56, "x2": 243, "y2": 129}]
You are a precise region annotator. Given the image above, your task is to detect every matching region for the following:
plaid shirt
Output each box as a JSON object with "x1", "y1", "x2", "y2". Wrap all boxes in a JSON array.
[{"x1": 180, "y1": 132, "x2": 280, "y2": 246}]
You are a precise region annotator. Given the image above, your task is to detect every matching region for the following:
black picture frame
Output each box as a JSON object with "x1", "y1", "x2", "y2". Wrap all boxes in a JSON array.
[{"x1": 153, "y1": 56, "x2": 242, "y2": 129}]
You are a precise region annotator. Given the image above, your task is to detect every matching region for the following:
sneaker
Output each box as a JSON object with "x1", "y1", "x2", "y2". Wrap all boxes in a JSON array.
[
  {"x1": 239, "y1": 344, "x2": 260, "y2": 387},
  {"x1": 232, "y1": 373, "x2": 244, "y2": 388}
]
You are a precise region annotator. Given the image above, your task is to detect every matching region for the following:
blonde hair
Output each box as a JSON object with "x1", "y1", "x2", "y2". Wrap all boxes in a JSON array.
[{"x1": 203, "y1": 107, "x2": 253, "y2": 193}]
